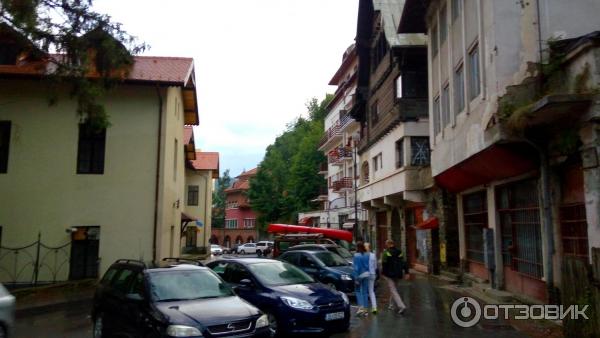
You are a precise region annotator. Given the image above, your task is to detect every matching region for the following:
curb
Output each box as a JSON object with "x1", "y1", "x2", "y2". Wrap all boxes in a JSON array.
[{"x1": 16, "y1": 296, "x2": 94, "y2": 317}]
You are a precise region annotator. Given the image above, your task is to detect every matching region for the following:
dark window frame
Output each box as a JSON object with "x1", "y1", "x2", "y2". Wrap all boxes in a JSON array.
[
  {"x1": 395, "y1": 138, "x2": 404, "y2": 168},
  {"x1": 454, "y1": 63, "x2": 465, "y2": 116},
  {"x1": 187, "y1": 185, "x2": 199, "y2": 206},
  {"x1": 0, "y1": 121, "x2": 11, "y2": 173},
  {"x1": 410, "y1": 137, "x2": 431, "y2": 166},
  {"x1": 468, "y1": 44, "x2": 481, "y2": 100},
  {"x1": 76, "y1": 123, "x2": 106, "y2": 175}
]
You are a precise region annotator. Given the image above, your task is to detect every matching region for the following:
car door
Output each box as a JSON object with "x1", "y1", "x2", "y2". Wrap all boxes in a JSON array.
[
  {"x1": 123, "y1": 271, "x2": 154, "y2": 338},
  {"x1": 298, "y1": 253, "x2": 322, "y2": 280},
  {"x1": 106, "y1": 267, "x2": 136, "y2": 335},
  {"x1": 225, "y1": 263, "x2": 263, "y2": 307}
]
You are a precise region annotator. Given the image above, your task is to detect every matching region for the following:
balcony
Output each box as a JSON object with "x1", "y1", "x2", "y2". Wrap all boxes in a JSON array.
[
  {"x1": 328, "y1": 146, "x2": 353, "y2": 167},
  {"x1": 318, "y1": 162, "x2": 328, "y2": 175},
  {"x1": 332, "y1": 177, "x2": 353, "y2": 192},
  {"x1": 339, "y1": 111, "x2": 358, "y2": 133},
  {"x1": 318, "y1": 122, "x2": 342, "y2": 151}
]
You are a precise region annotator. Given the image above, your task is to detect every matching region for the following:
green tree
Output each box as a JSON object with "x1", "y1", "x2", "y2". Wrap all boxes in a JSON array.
[
  {"x1": 211, "y1": 169, "x2": 232, "y2": 229},
  {"x1": 248, "y1": 95, "x2": 331, "y2": 232},
  {"x1": 0, "y1": 0, "x2": 147, "y2": 128}
]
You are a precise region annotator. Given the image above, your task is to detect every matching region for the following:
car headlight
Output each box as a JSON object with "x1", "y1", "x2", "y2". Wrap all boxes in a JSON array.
[
  {"x1": 341, "y1": 274, "x2": 352, "y2": 281},
  {"x1": 281, "y1": 296, "x2": 314, "y2": 310},
  {"x1": 339, "y1": 291, "x2": 350, "y2": 305},
  {"x1": 256, "y1": 314, "x2": 269, "y2": 328},
  {"x1": 166, "y1": 325, "x2": 203, "y2": 337}
]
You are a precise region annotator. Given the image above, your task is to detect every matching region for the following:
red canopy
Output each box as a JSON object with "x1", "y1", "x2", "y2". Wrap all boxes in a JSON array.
[
  {"x1": 268, "y1": 224, "x2": 353, "y2": 242},
  {"x1": 413, "y1": 217, "x2": 439, "y2": 230}
]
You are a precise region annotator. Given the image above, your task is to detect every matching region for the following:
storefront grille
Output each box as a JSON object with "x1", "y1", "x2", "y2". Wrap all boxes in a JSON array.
[
  {"x1": 560, "y1": 203, "x2": 589, "y2": 261},
  {"x1": 463, "y1": 191, "x2": 487, "y2": 263},
  {"x1": 497, "y1": 179, "x2": 543, "y2": 279}
]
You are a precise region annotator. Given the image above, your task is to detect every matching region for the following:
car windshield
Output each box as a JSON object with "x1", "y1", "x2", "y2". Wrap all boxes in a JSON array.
[
  {"x1": 328, "y1": 247, "x2": 353, "y2": 259},
  {"x1": 247, "y1": 262, "x2": 314, "y2": 286},
  {"x1": 315, "y1": 251, "x2": 349, "y2": 267},
  {"x1": 149, "y1": 270, "x2": 234, "y2": 302}
]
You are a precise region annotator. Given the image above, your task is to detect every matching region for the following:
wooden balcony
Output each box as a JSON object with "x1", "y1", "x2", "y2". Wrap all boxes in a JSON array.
[{"x1": 318, "y1": 122, "x2": 342, "y2": 151}]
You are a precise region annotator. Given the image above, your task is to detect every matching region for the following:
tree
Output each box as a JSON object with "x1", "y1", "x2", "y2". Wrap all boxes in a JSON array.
[
  {"x1": 211, "y1": 169, "x2": 232, "y2": 229},
  {"x1": 248, "y1": 95, "x2": 331, "y2": 232},
  {"x1": 0, "y1": 0, "x2": 147, "y2": 128}
]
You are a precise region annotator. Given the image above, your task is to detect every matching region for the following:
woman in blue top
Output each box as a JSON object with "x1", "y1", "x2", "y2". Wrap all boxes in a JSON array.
[{"x1": 352, "y1": 241, "x2": 371, "y2": 317}]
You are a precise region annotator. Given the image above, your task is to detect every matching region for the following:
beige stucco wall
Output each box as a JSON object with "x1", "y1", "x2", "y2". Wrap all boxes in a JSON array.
[
  {"x1": 184, "y1": 168, "x2": 214, "y2": 249},
  {"x1": 0, "y1": 79, "x2": 161, "y2": 282}
]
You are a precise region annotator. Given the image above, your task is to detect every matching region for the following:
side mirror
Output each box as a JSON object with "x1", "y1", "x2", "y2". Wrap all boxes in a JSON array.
[{"x1": 126, "y1": 293, "x2": 144, "y2": 302}]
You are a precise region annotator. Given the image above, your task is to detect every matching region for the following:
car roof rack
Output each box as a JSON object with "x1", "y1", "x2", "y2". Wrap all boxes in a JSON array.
[
  {"x1": 114, "y1": 259, "x2": 147, "y2": 268},
  {"x1": 161, "y1": 257, "x2": 204, "y2": 266},
  {"x1": 275, "y1": 233, "x2": 324, "y2": 239}
]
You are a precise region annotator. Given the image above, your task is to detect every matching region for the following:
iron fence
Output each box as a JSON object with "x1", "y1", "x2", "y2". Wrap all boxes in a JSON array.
[{"x1": 0, "y1": 232, "x2": 71, "y2": 287}]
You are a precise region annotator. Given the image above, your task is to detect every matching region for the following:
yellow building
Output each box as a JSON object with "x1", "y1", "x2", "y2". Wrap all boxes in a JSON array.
[{"x1": 0, "y1": 48, "x2": 206, "y2": 284}]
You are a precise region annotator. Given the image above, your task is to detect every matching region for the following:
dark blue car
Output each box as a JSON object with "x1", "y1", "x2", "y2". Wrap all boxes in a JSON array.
[
  {"x1": 278, "y1": 250, "x2": 355, "y2": 293},
  {"x1": 206, "y1": 258, "x2": 350, "y2": 337}
]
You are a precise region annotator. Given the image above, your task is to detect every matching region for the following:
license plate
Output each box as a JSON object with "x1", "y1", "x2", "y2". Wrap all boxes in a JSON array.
[{"x1": 325, "y1": 312, "x2": 345, "y2": 321}]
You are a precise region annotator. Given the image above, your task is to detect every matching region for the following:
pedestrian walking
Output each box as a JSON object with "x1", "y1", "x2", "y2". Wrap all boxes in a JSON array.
[
  {"x1": 352, "y1": 241, "x2": 371, "y2": 317},
  {"x1": 381, "y1": 239, "x2": 407, "y2": 314},
  {"x1": 364, "y1": 242, "x2": 378, "y2": 314}
]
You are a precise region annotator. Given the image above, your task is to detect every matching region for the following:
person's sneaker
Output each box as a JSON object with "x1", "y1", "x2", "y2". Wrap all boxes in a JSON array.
[
  {"x1": 387, "y1": 304, "x2": 395, "y2": 311},
  {"x1": 355, "y1": 308, "x2": 367, "y2": 316},
  {"x1": 371, "y1": 308, "x2": 378, "y2": 314},
  {"x1": 397, "y1": 306, "x2": 406, "y2": 315}
]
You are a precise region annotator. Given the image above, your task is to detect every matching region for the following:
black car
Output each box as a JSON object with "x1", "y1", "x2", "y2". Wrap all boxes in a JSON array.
[
  {"x1": 206, "y1": 258, "x2": 350, "y2": 337},
  {"x1": 92, "y1": 259, "x2": 270, "y2": 338},
  {"x1": 278, "y1": 250, "x2": 355, "y2": 293},
  {"x1": 286, "y1": 244, "x2": 354, "y2": 265}
]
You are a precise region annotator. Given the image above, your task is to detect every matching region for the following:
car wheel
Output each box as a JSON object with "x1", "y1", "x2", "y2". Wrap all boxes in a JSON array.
[
  {"x1": 266, "y1": 313, "x2": 279, "y2": 337},
  {"x1": 240, "y1": 250, "x2": 245, "y2": 255},
  {"x1": 256, "y1": 250, "x2": 262, "y2": 257},
  {"x1": 93, "y1": 314, "x2": 105, "y2": 338}
]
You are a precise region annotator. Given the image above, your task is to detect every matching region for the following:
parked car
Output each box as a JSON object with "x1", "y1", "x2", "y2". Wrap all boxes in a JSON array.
[
  {"x1": 206, "y1": 258, "x2": 350, "y2": 337},
  {"x1": 287, "y1": 243, "x2": 354, "y2": 265},
  {"x1": 278, "y1": 250, "x2": 354, "y2": 293},
  {"x1": 237, "y1": 243, "x2": 257, "y2": 255},
  {"x1": 210, "y1": 244, "x2": 223, "y2": 255},
  {"x1": 0, "y1": 283, "x2": 15, "y2": 338},
  {"x1": 91, "y1": 259, "x2": 270, "y2": 338},
  {"x1": 273, "y1": 233, "x2": 336, "y2": 257},
  {"x1": 255, "y1": 241, "x2": 273, "y2": 257}
]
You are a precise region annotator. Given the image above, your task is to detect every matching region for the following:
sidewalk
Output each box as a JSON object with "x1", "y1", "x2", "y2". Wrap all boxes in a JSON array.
[{"x1": 13, "y1": 279, "x2": 96, "y2": 314}]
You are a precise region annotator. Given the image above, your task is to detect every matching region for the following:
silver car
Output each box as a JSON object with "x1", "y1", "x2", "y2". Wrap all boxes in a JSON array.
[{"x1": 0, "y1": 284, "x2": 15, "y2": 337}]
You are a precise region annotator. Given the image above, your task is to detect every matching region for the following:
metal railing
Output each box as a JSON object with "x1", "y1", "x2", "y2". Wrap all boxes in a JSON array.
[
  {"x1": 0, "y1": 232, "x2": 71, "y2": 287},
  {"x1": 318, "y1": 122, "x2": 341, "y2": 148}
]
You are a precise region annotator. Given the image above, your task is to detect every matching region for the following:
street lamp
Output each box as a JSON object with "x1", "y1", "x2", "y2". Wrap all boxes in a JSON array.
[{"x1": 353, "y1": 138, "x2": 359, "y2": 240}]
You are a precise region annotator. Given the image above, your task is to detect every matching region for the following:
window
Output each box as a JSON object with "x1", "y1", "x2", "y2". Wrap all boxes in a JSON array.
[
  {"x1": 452, "y1": 0, "x2": 462, "y2": 22},
  {"x1": 226, "y1": 200, "x2": 239, "y2": 209},
  {"x1": 371, "y1": 33, "x2": 388, "y2": 71},
  {"x1": 185, "y1": 226, "x2": 197, "y2": 247},
  {"x1": 77, "y1": 123, "x2": 106, "y2": 174},
  {"x1": 370, "y1": 101, "x2": 379, "y2": 125},
  {"x1": 100, "y1": 267, "x2": 119, "y2": 285},
  {"x1": 439, "y1": 6, "x2": 447, "y2": 44},
  {"x1": 128, "y1": 273, "x2": 145, "y2": 296},
  {"x1": 463, "y1": 191, "x2": 488, "y2": 263},
  {"x1": 243, "y1": 219, "x2": 256, "y2": 228},
  {"x1": 225, "y1": 219, "x2": 238, "y2": 229},
  {"x1": 410, "y1": 137, "x2": 430, "y2": 166},
  {"x1": 361, "y1": 161, "x2": 370, "y2": 185},
  {"x1": 372, "y1": 153, "x2": 382, "y2": 172},
  {"x1": 454, "y1": 64, "x2": 465, "y2": 115},
  {"x1": 442, "y1": 84, "x2": 450, "y2": 128},
  {"x1": 395, "y1": 75, "x2": 403, "y2": 99},
  {"x1": 395, "y1": 139, "x2": 404, "y2": 168},
  {"x1": 468, "y1": 45, "x2": 481, "y2": 100},
  {"x1": 433, "y1": 97, "x2": 441, "y2": 135},
  {"x1": 187, "y1": 185, "x2": 199, "y2": 206},
  {"x1": 431, "y1": 24, "x2": 439, "y2": 56},
  {"x1": 173, "y1": 139, "x2": 178, "y2": 181},
  {"x1": 0, "y1": 121, "x2": 11, "y2": 173},
  {"x1": 112, "y1": 269, "x2": 134, "y2": 293}
]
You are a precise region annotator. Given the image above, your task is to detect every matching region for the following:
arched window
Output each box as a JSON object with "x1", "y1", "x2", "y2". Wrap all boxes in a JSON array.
[
  {"x1": 247, "y1": 236, "x2": 254, "y2": 243},
  {"x1": 236, "y1": 236, "x2": 243, "y2": 244},
  {"x1": 210, "y1": 235, "x2": 219, "y2": 245},
  {"x1": 361, "y1": 161, "x2": 370, "y2": 185},
  {"x1": 224, "y1": 235, "x2": 231, "y2": 248}
]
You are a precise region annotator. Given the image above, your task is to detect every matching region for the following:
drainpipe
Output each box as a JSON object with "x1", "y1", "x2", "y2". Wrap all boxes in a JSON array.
[{"x1": 153, "y1": 85, "x2": 163, "y2": 263}]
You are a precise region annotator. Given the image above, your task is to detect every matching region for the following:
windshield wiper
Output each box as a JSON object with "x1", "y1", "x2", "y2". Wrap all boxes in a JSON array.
[{"x1": 157, "y1": 298, "x2": 189, "y2": 302}]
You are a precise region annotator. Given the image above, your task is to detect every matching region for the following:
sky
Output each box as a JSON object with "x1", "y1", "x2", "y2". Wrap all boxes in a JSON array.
[{"x1": 93, "y1": 0, "x2": 359, "y2": 177}]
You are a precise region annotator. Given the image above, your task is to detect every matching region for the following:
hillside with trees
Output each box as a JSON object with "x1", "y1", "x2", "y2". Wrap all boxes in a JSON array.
[{"x1": 248, "y1": 96, "x2": 331, "y2": 233}]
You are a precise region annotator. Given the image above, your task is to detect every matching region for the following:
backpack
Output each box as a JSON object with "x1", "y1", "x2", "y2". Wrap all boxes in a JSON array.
[{"x1": 382, "y1": 247, "x2": 405, "y2": 279}]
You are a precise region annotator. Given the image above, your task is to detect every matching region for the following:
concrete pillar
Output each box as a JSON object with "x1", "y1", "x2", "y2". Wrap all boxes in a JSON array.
[
  {"x1": 487, "y1": 185, "x2": 503, "y2": 290},
  {"x1": 580, "y1": 122, "x2": 600, "y2": 262}
]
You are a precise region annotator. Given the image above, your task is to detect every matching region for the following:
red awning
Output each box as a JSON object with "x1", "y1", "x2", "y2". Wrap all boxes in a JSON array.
[{"x1": 413, "y1": 217, "x2": 439, "y2": 230}]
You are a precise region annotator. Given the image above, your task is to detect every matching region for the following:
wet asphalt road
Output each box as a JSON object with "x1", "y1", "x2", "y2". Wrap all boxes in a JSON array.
[{"x1": 14, "y1": 275, "x2": 531, "y2": 338}]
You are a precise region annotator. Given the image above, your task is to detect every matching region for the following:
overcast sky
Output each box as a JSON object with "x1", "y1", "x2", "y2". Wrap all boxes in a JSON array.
[{"x1": 93, "y1": 0, "x2": 359, "y2": 177}]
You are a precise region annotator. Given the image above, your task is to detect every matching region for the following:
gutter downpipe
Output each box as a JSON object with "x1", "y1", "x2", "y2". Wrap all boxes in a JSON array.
[
  {"x1": 153, "y1": 85, "x2": 163, "y2": 264},
  {"x1": 534, "y1": 0, "x2": 556, "y2": 301}
]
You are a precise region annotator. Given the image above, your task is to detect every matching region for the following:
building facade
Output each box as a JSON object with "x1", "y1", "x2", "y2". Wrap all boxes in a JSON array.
[
  {"x1": 210, "y1": 168, "x2": 258, "y2": 247},
  {"x1": 400, "y1": 0, "x2": 600, "y2": 302},
  {"x1": 300, "y1": 43, "x2": 368, "y2": 233},
  {"x1": 0, "y1": 42, "x2": 202, "y2": 283}
]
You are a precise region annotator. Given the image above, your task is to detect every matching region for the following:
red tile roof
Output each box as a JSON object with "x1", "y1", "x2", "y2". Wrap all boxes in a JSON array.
[
  {"x1": 0, "y1": 55, "x2": 195, "y2": 86},
  {"x1": 190, "y1": 152, "x2": 220, "y2": 178},
  {"x1": 237, "y1": 168, "x2": 258, "y2": 178}
]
